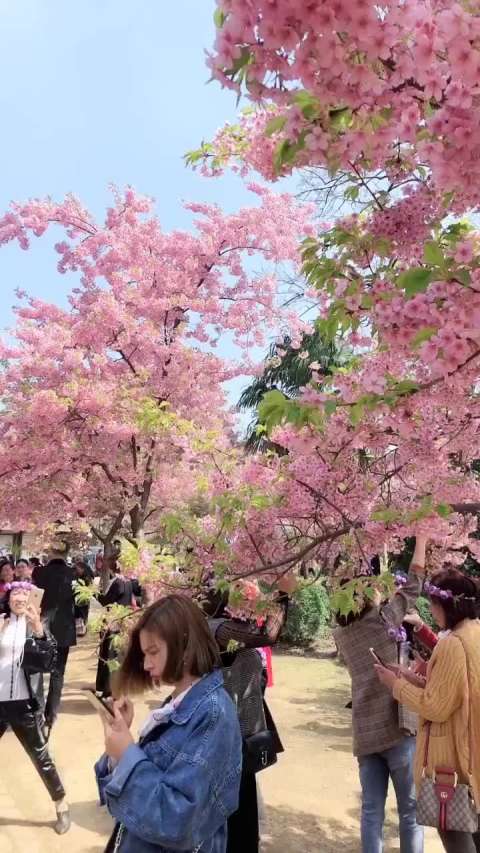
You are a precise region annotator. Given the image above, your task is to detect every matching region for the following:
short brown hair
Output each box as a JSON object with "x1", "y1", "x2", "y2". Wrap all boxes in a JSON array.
[
  {"x1": 428, "y1": 568, "x2": 479, "y2": 629},
  {"x1": 114, "y1": 594, "x2": 220, "y2": 695}
]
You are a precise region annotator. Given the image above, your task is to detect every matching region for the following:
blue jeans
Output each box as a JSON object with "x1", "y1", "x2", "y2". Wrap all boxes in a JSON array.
[{"x1": 358, "y1": 738, "x2": 424, "y2": 853}]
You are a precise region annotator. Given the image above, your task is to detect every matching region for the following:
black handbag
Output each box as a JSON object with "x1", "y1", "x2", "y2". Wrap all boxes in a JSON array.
[
  {"x1": 242, "y1": 728, "x2": 278, "y2": 775},
  {"x1": 22, "y1": 635, "x2": 57, "y2": 675}
]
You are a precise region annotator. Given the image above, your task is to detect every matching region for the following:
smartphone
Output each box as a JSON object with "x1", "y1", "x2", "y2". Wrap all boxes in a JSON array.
[
  {"x1": 369, "y1": 647, "x2": 387, "y2": 667},
  {"x1": 27, "y1": 586, "x2": 44, "y2": 610},
  {"x1": 84, "y1": 688, "x2": 115, "y2": 717}
]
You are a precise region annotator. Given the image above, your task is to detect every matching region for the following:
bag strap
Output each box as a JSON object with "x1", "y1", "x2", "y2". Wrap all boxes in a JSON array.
[
  {"x1": 454, "y1": 634, "x2": 473, "y2": 778},
  {"x1": 422, "y1": 721, "x2": 431, "y2": 770}
]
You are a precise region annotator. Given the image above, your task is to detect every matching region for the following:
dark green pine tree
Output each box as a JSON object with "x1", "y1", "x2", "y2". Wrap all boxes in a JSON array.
[{"x1": 238, "y1": 330, "x2": 345, "y2": 451}]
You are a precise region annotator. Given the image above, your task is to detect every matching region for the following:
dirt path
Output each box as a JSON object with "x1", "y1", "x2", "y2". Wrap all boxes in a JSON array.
[{"x1": 0, "y1": 642, "x2": 442, "y2": 852}]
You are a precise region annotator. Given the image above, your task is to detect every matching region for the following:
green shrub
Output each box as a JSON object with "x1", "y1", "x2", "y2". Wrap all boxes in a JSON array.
[
  {"x1": 282, "y1": 582, "x2": 331, "y2": 647},
  {"x1": 416, "y1": 595, "x2": 436, "y2": 628}
]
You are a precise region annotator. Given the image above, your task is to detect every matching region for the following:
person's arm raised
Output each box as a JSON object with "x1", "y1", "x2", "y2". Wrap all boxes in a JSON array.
[
  {"x1": 410, "y1": 535, "x2": 428, "y2": 575},
  {"x1": 381, "y1": 535, "x2": 427, "y2": 627}
]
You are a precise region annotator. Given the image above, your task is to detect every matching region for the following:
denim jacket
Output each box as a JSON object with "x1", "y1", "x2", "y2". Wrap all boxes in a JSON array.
[{"x1": 95, "y1": 669, "x2": 242, "y2": 853}]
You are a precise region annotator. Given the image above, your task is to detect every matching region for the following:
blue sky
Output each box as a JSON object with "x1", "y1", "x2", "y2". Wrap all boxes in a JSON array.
[{"x1": 0, "y1": 0, "x2": 298, "y2": 411}]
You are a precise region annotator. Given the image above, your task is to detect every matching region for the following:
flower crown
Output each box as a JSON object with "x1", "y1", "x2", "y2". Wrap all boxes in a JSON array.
[
  {"x1": 424, "y1": 580, "x2": 477, "y2": 602},
  {"x1": 5, "y1": 581, "x2": 34, "y2": 592}
]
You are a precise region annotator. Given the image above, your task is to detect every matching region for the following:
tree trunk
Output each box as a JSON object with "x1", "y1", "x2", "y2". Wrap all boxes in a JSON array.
[
  {"x1": 129, "y1": 505, "x2": 145, "y2": 544},
  {"x1": 101, "y1": 539, "x2": 115, "y2": 591}
]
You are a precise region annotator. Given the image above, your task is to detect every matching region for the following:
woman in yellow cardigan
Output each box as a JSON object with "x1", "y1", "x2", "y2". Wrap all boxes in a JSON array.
[{"x1": 376, "y1": 567, "x2": 480, "y2": 853}]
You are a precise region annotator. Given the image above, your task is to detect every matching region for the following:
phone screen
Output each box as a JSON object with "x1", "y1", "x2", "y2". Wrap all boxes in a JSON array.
[{"x1": 84, "y1": 689, "x2": 115, "y2": 717}]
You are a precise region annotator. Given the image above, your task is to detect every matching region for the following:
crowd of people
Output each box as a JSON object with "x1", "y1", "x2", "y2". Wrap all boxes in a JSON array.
[
  {"x1": 335, "y1": 535, "x2": 480, "y2": 853},
  {"x1": 0, "y1": 538, "x2": 480, "y2": 852}
]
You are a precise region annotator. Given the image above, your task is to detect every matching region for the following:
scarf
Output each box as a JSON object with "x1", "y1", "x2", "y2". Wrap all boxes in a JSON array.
[
  {"x1": 0, "y1": 614, "x2": 28, "y2": 701},
  {"x1": 139, "y1": 681, "x2": 199, "y2": 740}
]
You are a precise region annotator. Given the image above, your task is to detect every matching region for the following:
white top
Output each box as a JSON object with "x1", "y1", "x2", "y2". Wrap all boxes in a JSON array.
[
  {"x1": 139, "y1": 683, "x2": 197, "y2": 740},
  {"x1": 0, "y1": 614, "x2": 29, "y2": 701}
]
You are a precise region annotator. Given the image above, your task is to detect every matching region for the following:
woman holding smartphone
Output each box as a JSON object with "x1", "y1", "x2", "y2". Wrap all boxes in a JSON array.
[
  {"x1": 333, "y1": 535, "x2": 428, "y2": 853},
  {"x1": 95, "y1": 594, "x2": 242, "y2": 853},
  {"x1": 0, "y1": 582, "x2": 70, "y2": 833}
]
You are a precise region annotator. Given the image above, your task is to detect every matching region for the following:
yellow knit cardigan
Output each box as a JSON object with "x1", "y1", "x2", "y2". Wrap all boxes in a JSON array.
[{"x1": 393, "y1": 619, "x2": 480, "y2": 809}]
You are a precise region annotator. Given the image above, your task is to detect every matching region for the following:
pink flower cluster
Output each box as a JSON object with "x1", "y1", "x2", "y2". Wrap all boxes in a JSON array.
[{"x1": 208, "y1": 1, "x2": 480, "y2": 207}]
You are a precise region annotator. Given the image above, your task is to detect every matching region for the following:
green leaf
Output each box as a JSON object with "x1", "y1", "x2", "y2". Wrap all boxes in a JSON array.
[
  {"x1": 265, "y1": 115, "x2": 288, "y2": 137},
  {"x1": 375, "y1": 238, "x2": 392, "y2": 257},
  {"x1": 349, "y1": 402, "x2": 365, "y2": 425},
  {"x1": 273, "y1": 139, "x2": 294, "y2": 173},
  {"x1": 361, "y1": 294, "x2": 374, "y2": 309},
  {"x1": 411, "y1": 326, "x2": 437, "y2": 348},
  {"x1": 396, "y1": 267, "x2": 433, "y2": 297},
  {"x1": 435, "y1": 503, "x2": 452, "y2": 518},
  {"x1": 391, "y1": 379, "x2": 420, "y2": 397},
  {"x1": 424, "y1": 241, "x2": 444, "y2": 266},
  {"x1": 443, "y1": 221, "x2": 472, "y2": 243},
  {"x1": 442, "y1": 191, "x2": 455, "y2": 209},
  {"x1": 329, "y1": 107, "x2": 352, "y2": 131},
  {"x1": 454, "y1": 268, "x2": 472, "y2": 286},
  {"x1": 324, "y1": 399, "x2": 338, "y2": 417},
  {"x1": 293, "y1": 90, "x2": 320, "y2": 119},
  {"x1": 344, "y1": 185, "x2": 360, "y2": 202},
  {"x1": 250, "y1": 494, "x2": 272, "y2": 509},
  {"x1": 213, "y1": 7, "x2": 227, "y2": 27},
  {"x1": 371, "y1": 508, "x2": 401, "y2": 523},
  {"x1": 257, "y1": 389, "x2": 288, "y2": 433},
  {"x1": 163, "y1": 513, "x2": 183, "y2": 538}
]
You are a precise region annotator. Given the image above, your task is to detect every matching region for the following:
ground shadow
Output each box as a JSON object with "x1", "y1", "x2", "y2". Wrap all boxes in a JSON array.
[
  {"x1": 0, "y1": 817, "x2": 50, "y2": 829},
  {"x1": 0, "y1": 804, "x2": 112, "y2": 849},
  {"x1": 276, "y1": 645, "x2": 337, "y2": 660},
  {"x1": 65, "y1": 679, "x2": 96, "y2": 690},
  {"x1": 58, "y1": 697, "x2": 98, "y2": 716},
  {"x1": 261, "y1": 804, "x2": 359, "y2": 852},
  {"x1": 294, "y1": 716, "x2": 352, "y2": 739},
  {"x1": 262, "y1": 803, "x2": 404, "y2": 852},
  {"x1": 286, "y1": 686, "x2": 350, "y2": 708},
  {"x1": 345, "y1": 804, "x2": 406, "y2": 849},
  {"x1": 69, "y1": 799, "x2": 113, "y2": 837}
]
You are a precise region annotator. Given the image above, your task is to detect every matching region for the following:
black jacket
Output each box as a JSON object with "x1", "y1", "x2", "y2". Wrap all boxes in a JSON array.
[
  {"x1": 97, "y1": 575, "x2": 142, "y2": 608},
  {"x1": 37, "y1": 559, "x2": 76, "y2": 648}
]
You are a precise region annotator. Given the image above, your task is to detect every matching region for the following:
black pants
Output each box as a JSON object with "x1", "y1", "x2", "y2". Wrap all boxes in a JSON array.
[
  {"x1": 45, "y1": 646, "x2": 70, "y2": 726},
  {"x1": 0, "y1": 700, "x2": 65, "y2": 801},
  {"x1": 74, "y1": 603, "x2": 90, "y2": 623},
  {"x1": 439, "y1": 824, "x2": 480, "y2": 853},
  {"x1": 227, "y1": 771, "x2": 259, "y2": 853}
]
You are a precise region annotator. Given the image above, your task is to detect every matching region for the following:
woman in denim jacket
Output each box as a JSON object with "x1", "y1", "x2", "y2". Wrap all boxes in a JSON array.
[{"x1": 95, "y1": 594, "x2": 242, "y2": 853}]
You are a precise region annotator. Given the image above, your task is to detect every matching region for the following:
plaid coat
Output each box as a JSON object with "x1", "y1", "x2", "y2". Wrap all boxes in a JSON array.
[{"x1": 334, "y1": 571, "x2": 423, "y2": 757}]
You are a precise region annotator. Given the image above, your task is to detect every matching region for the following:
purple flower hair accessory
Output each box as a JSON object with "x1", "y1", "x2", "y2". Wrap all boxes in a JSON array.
[
  {"x1": 424, "y1": 580, "x2": 476, "y2": 602},
  {"x1": 394, "y1": 573, "x2": 408, "y2": 587},
  {"x1": 423, "y1": 581, "x2": 454, "y2": 600},
  {"x1": 5, "y1": 581, "x2": 34, "y2": 592}
]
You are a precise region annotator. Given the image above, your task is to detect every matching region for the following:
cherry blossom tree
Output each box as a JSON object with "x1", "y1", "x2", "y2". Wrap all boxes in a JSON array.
[
  {"x1": 205, "y1": 0, "x2": 480, "y2": 206},
  {"x1": 0, "y1": 185, "x2": 315, "y2": 572},
  {"x1": 180, "y1": 0, "x2": 480, "y2": 590}
]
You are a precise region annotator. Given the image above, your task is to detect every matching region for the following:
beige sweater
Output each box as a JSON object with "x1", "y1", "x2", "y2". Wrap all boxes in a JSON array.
[{"x1": 393, "y1": 619, "x2": 480, "y2": 809}]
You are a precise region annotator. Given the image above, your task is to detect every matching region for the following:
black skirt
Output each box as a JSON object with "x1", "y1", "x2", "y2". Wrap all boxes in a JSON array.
[{"x1": 226, "y1": 770, "x2": 259, "y2": 853}]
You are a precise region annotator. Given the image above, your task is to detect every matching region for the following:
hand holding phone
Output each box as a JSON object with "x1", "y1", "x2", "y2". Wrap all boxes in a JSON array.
[
  {"x1": 114, "y1": 696, "x2": 134, "y2": 729},
  {"x1": 369, "y1": 647, "x2": 387, "y2": 667},
  {"x1": 27, "y1": 586, "x2": 44, "y2": 611},
  {"x1": 84, "y1": 689, "x2": 115, "y2": 718}
]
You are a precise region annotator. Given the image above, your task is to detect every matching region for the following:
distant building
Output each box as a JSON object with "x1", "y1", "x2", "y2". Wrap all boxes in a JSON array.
[{"x1": 0, "y1": 529, "x2": 38, "y2": 557}]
